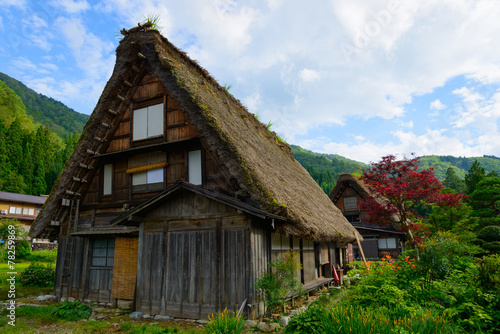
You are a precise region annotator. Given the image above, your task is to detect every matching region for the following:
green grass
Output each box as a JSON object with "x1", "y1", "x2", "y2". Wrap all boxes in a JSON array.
[{"x1": 0, "y1": 260, "x2": 54, "y2": 300}]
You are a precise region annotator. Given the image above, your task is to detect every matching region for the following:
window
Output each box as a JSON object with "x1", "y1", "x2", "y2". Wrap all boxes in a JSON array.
[
  {"x1": 91, "y1": 239, "x2": 115, "y2": 267},
  {"x1": 132, "y1": 168, "x2": 164, "y2": 192},
  {"x1": 9, "y1": 207, "x2": 22, "y2": 214},
  {"x1": 133, "y1": 103, "x2": 164, "y2": 140},
  {"x1": 188, "y1": 150, "x2": 202, "y2": 185},
  {"x1": 22, "y1": 208, "x2": 35, "y2": 215},
  {"x1": 103, "y1": 164, "x2": 113, "y2": 196},
  {"x1": 343, "y1": 196, "x2": 358, "y2": 211},
  {"x1": 378, "y1": 238, "x2": 397, "y2": 249}
]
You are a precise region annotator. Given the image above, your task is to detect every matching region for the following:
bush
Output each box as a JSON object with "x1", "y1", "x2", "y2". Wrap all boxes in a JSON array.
[
  {"x1": 477, "y1": 225, "x2": 500, "y2": 243},
  {"x1": 204, "y1": 308, "x2": 245, "y2": 334},
  {"x1": 51, "y1": 301, "x2": 92, "y2": 321},
  {"x1": 255, "y1": 250, "x2": 303, "y2": 313},
  {"x1": 19, "y1": 263, "x2": 55, "y2": 287},
  {"x1": 482, "y1": 241, "x2": 500, "y2": 254},
  {"x1": 283, "y1": 304, "x2": 328, "y2": 334}
]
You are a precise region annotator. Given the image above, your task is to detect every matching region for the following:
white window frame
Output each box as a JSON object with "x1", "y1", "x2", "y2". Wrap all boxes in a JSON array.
[
  {"x1": 9, "y1": 206, "x2": 22, "y2": 214},
  {"x1": 22, "y1": 208, "x2": 35, "y2": 215},
  {"x1": 133, "y1": 103, "x2": 164, "y2": 140}
]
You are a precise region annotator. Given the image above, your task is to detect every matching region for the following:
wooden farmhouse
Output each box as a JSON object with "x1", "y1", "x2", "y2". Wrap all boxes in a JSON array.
[
  {"x1": 29, "y1": 25, "x2": 361, "y2": 319},
  {"x1": 329, "y1": 174, "x2": 404, "y2": 260},
  {"x1": 0, "y1": 191, "x2": 46, "y2": 236}
]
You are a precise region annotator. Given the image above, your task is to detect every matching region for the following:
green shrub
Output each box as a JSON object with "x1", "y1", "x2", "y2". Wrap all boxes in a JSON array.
[
  {"x1": 19, "y1": 263, "x2": 55, "y2": 287},
  {"x1": 27, "y1": 249, "x2": 58, "y2": 263},
  {"x1": 482, "y1": 241, "x2": 500, "y2": 254},
  {"x1": 51, "y1": 301, "x2": 92, "y2": 321},
  {"x1": 477, "y1": 225, "x2": 500, "y2": 243},
  {"x1": 255, "y1": 250, "x2": 303, "y2": 313},
  {"x1": 204, "y1": 308, "x2": 245, "y2": 334},
  {"x1": 284, "y1": 304, "x2": 328, "y2": 334}
]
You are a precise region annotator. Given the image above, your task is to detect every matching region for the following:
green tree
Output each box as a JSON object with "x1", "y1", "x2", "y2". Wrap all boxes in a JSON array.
[
  {"x1": 468, "y1": 175, "x2": 500, "y2": 229},
  {"x1": 5, "y1": 117, "x2": 24, "y2": 173},
  {"x1": 444, "y1": 167, "x2": 466, "y2": 193},
  {"x1": 465, "y1": 160, "x2": 485, "y2": 195}
]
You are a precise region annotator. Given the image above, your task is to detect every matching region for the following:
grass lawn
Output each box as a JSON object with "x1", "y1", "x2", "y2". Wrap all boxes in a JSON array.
[{"x1": 0, "y1": 252, "x2": 56, "y2": 301}]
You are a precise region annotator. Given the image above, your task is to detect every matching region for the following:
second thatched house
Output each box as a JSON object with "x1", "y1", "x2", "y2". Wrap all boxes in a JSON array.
[
  {"x1": 30, "y1": 25, "x2": 361, "y2": 319},
  {"x1": 329, "y1": 173, "x2": 404, "y2": 261}
]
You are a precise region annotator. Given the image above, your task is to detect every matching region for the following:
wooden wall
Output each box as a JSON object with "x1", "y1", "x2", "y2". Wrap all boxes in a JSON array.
[{"x1": 136, "y1": 221, "x2": 251, "y2": 319}]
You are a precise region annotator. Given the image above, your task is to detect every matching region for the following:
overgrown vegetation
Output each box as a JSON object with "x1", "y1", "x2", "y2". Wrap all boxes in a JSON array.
[
  {"x1": 255, "y1": 250, "x2": 303, "y2": 314},
  {"x1": 204, "y1": 308, "x2": 246, "y2": 334},
  {"x1": 19, "y1": 263, "x2": 55, "y2": 287},
  {"x1": 51, "y1": 301, "x2": 92, "y2": 321}
]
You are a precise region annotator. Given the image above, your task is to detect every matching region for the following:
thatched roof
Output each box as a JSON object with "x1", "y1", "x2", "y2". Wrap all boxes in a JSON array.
[
  {"x1": 329, "y1": 173, "x2": 372, "y2": 203},
  {"x1": 30, "y1": 27, "x2": 360, "y2": 243}
]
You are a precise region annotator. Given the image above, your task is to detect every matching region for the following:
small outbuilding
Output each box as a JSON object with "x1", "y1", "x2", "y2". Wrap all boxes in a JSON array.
[{"x1": 30, "y1": 25, "x2": 361, "y2": 319}]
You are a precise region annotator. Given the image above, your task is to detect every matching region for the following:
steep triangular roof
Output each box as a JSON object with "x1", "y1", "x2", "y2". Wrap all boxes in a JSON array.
[{"x1": 30, "y1": 26, "x2": 360, "y2": 243}]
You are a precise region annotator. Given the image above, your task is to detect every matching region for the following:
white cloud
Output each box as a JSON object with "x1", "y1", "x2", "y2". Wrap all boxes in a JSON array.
[
  {"x1": 11, "y1": 57, "x2": 37, "y2": 71},
  {"x1": 50, "y1": 0, "x2": 90, "y2": 13},
  {"x1": 0, "y1": 0, "x2": 26, "y2": 7},
  {"x1": 430, "y1": 99, "x2": 446, "y2": 111},
  {"x1": 299, "y1": 69, "x2": 320, "y2": 83}
]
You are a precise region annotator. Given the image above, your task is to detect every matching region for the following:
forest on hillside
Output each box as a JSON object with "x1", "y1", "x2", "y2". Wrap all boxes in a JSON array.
[
  {"x1": 0, "y1": 72, "x2": 89, "y2": 137},
  {"x1": 0, "y1": 79, "x2": 79, "y2": 196}
]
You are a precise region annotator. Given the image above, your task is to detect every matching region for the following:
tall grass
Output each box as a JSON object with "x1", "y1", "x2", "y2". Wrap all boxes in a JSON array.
[{"x1": 204, "y1": 308, "x2": 246, "y2": 334}]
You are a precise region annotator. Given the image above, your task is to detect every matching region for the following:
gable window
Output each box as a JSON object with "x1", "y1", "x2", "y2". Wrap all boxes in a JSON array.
[
  {"x1": 132, "y1": 168, "x2": 164, "y2": 185},
  {"x1": 127, "y1": 152, "x2": 167, "y2": 192},
  {"x1": 378, "y1": 238, "x2": 397, "y2": 249},
  {"x1": 133, "y1": 103, "x2": 164, "y2": 140},
  {"x1": 103, "y1": 164, "x2": 113, "y2": 196},
  {"x1": 343, "y1": 196, "x2": 358, "y2": 211},
  {"x1": 91, "y1": 238, "x2": 115, "y2": 267},
  {"x1": 188, "y1": 150, "x2": 202, "y2": 185}
]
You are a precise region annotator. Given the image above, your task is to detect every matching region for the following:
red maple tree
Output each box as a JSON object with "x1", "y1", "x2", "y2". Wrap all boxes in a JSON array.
[{"x1": 360, "y1": 154, "x2": 464, "y2": 248}]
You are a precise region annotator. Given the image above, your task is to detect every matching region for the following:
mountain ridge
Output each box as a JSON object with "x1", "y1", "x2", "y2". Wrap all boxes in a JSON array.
[{"x1": 0, "y1": 72, "x2": 89, "y2": 137}]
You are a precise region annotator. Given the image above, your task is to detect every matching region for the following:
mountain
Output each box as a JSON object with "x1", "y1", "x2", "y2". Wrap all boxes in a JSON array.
[
  {"x1": 419, "y1": 155, "x2": 500, "y2": 180},
  {"x1": 290, "y1": 145, "x2": 367, "y2": 194},
  {"x1": 290, "y1": 146, "x2": 500, "y2": 193},
  {"x1": 0, "y1": 72, "x2": 89, "y2": 137}
]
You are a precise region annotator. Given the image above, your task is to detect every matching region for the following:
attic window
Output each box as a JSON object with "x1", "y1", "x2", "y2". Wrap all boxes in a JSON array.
[
  {"x1": 343, "y1": 196, "x2": 358, "y2": 211},
  {"x1": 133, "y1": 103, "x2": 164, "y2": 140},
  {"x1": 132, "y1": 168, "x2": 164, "y2": 192}
]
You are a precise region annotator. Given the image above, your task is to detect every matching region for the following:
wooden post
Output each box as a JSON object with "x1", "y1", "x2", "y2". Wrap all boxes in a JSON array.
[{"x1": 354, "y1": 233, "x2": 368, "y2": 266}]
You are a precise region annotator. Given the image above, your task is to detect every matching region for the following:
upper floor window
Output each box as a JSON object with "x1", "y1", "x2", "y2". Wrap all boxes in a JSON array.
[
  {"x1": 343, "y1": 196, "x2": 358, "y2": 211},
  {"x1": 188, "y1": 150, "x2": 202, "y2": 185},
  {"x1": 103, "y1": 163, "x2": 113, "y2": 196},
  {"x1": 378, "y1": 238, "x2": 397, "y2": 249},
  {"x1": 128, "y1": 152, "x2": 167, "y2": 192},
  {"x1": 22, "y1": 208, "x2": 35, "y2": 215},
  {"x1": 9, "y1": 206, "x2": 22, "y2": 214},
  {"x1": 133, "y1": 103, "x2": 164, "y2": 140}
]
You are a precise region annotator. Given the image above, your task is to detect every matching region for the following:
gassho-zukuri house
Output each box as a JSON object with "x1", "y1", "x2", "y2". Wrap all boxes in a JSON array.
[{"x1": 30, "y1": 24, "x2": 362, "y2": 319}]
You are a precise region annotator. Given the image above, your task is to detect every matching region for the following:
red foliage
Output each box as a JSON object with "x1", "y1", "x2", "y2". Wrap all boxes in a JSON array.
[{"x1": 360, "y1": 154, "x2": 464, "y2": 246}]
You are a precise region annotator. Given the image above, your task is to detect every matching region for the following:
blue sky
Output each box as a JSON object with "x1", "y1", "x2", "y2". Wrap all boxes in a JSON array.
[{"x1": 1, "y1": 0, "x2": 500, "y2": 163}]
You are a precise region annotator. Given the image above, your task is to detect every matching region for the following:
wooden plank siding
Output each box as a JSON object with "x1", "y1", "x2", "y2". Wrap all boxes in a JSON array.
[{"x1": 136, "y1": 225, "x2": 251, "y2": 319}]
